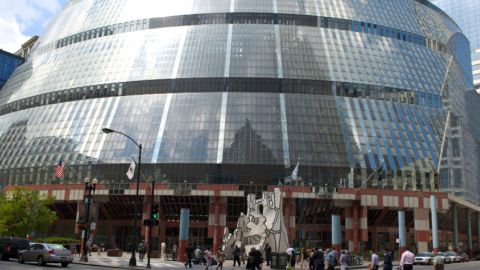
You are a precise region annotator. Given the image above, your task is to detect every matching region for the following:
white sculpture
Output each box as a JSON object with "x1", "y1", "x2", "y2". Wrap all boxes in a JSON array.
[{"x1": 223, "y1": 188, "x2": 288, "y2": 253}]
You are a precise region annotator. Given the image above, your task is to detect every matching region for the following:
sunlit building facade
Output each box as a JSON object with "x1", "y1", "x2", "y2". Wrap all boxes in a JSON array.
[
  {"x1": 1, "y1": 0, "x2": 480, "y2": 253},
  {"x1": 432, "y1": 0, "x2": 480, "y2": 91}
]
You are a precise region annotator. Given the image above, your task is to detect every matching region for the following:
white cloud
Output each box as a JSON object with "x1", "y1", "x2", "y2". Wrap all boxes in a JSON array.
[{"x1": 0, "y1": 0, "x2": 63, "y2": 52}]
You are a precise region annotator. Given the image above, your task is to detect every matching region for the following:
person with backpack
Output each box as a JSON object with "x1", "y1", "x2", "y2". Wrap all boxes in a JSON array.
[{"x1": 382, "y1": 249, "x2": 393, "y2": 270}]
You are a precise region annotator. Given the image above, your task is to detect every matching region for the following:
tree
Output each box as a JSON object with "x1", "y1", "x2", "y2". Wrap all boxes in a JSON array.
[{"x1": 0, "y1": 188, "x2": 57, "y2": 237}]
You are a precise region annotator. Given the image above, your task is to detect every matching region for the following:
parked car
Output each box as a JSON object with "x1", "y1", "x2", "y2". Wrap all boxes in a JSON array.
[
  {"x1": 459, "y1": 253, "x2": 469, "y2": 262},
  {"x1": 18, "y1": 243, "x2": 73, "y2": 267},
  {"x1": 0, "y1": 237, "x2": 30, "y2": 260},
  {"x1": 414, "y1": 252, "x2": 433, "y2": 265},
  {"x1": 446, "y1": 251, "x2": 461, "y2": 263},
  {"x1": 437, "y1": 252, "x2": 451, "y2": 264}
]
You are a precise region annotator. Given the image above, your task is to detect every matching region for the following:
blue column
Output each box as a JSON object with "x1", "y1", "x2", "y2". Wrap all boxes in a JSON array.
[
  {"x1": 332, "y1": 214, "x2": 341, "y2": 252},
  {"x1": 398, "y1": 210, "x2": 407, "y2": 253},
  {"x1": 178, "y1": 208, "x2": 190, "y2": 262},
  {"x1": 430, "y1": 195, "x2": 439, "y2": 251},
  {"x1": 467, "y1": 209, "x2": 472, "y2": 251},
  {"x1": 452, "y1": 204, "x2": 459, "y2": 250}
]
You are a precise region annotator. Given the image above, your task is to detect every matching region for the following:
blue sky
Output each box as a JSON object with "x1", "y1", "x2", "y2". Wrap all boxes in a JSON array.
[{"x1": 0, "y1": 0, "x2": 69, "y2": 52}]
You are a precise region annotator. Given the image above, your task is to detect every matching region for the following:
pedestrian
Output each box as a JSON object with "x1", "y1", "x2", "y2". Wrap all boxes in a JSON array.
[
  {"x1": 216, "y1": 249, "x2": 226, "y2": 270},
  {"x1": 264, "y1": 243, "x2": 272, "y2": 266},
  {"x1": 233, "y1": 244, "x2": 241, "y2": 267},
  {"x1": 240, "y1": 244, "x2": 246, "y2": 265},
  {"x1": 185, "y1": 244, "x2": 194, "y2": 268},
  {"x1": 86, "y1": 239, "x2": 92, "y2": 256},
  {"x1": 247, "y1": 247, "x2": 262, "y2": 270},
  {"x1": 340, "y1": 250, "x2": 348, "y2": 270},
  {"x1": 173, "y1": 244, "x2": 178, "y2": 261},
  {"x1": 138, "y1": 240, "x2": 146, "y2": 261},
  {"x1": 432, "y1": 251, "x2": 444, "y2": 270},
  {"x1": 325, "y1": 248, "x2": 338, "y2": 270},
  {"x1": 75, "y1": 243, "x2": 81, "y2": 257},
  {"x1": 128, "y1": 242, "x2": 133, "y2": 254},
  {"x1": 370, "y1": 250, "x2": 379, "y2": 270},
  {"x1": 311, "y1": 248, "x2": 325, "y2": 270},
  {"x1": 399, "y1": 247, "x2": 415, "y2": 270},
  {"x1": 287, "y1": 245, "x2": 296, "y2": 269},
  {"x1": 204, "y1": 247, "x2": 212, "y2": 270},
  {"x1": 301, "y1": 247, "x2": 310, "y2": 270},
  {"x1": 382, "y1": 249, "x2": 393, "y2": 270}
]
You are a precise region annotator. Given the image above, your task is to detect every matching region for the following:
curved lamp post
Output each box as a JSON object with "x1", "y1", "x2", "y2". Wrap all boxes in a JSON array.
[
  {"x1": 102, "y1": 127, "x2": 142, "y2": 267},
  {"x1": 80, "y1": 177, "x2": 97, "y2": 262}
]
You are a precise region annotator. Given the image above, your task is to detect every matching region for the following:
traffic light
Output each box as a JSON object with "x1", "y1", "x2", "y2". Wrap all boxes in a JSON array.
[{"x1": 151, "y1": 204, "x2": 159, "y2": 220}]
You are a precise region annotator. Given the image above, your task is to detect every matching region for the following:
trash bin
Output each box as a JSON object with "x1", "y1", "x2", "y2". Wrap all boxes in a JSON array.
[
  {"x1": 270, "y1": 252, "x2": 278, "y2": 269},
  {"x1": 272, "y1": 253, "x2": 288, "y2": 269}
]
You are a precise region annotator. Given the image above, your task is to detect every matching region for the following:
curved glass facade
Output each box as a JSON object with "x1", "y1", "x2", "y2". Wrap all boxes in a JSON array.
[{"x1": 0, "y1": 0, "x2": 478, "y2": 198}]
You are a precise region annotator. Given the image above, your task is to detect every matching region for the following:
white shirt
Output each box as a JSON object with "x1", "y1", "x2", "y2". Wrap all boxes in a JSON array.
[
  {"x1": 287, "y1": 247, "x2": 295, "y2": 255},
  {"x1": 400, "y1": 250, "x2": 415, "y2": 265}
]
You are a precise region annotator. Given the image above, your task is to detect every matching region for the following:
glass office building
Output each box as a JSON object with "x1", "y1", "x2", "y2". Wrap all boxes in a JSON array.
[
  {"x1": 431, "y1": 0, "x2": 480, "y2": 91},
  {"x1": 0, "y1": 0, "x2": 479, "y2": 203},
  {"x1": 0, "y1": 50, "x2": 23, "y2": 90}
]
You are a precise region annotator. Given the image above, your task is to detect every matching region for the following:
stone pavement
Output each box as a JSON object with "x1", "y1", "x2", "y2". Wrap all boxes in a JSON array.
[{"x1": 72, "y1": 253, "x2": 376, "y2": 269}]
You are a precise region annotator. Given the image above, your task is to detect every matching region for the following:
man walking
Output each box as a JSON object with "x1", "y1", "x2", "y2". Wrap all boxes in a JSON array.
[
  {"x1": 339, "y1": 250, "x2": 348, "y2": 270},
  {"x1": 432, "y1": 251, "x2": 444, "y2": 270},
  {"x1": 138, "y1": 240, "x2": 146, "y2": 261},
  {"x1": 233, "y1": 245, "x2": 241, "y2": 267},
  {"x1": 265, "y1": 243, "x2": 272, "y2": 266},
  {"x1": 311, "y1": 248, "x2": 325, "y2": 270},
  {"x1": 185, "y1": 244, "x2": 194, "y2": 268},
  {"x1": 370, "y1": 250, "x2": 379, "y2": 270},
  {"x1": 382, "y1": 249, "x2": 393, "y2": 270},
  {"x1": 400, "y1": 248, "x2": 415, "y2": 270}
]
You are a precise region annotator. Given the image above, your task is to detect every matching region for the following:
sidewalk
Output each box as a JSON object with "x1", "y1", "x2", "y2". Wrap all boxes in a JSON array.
[{"x1": 72, "y1": 253, "x2": 388, "y2": 269}]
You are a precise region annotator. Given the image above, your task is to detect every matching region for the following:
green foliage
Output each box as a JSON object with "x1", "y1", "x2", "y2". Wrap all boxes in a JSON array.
[
  {"x1": 0, "y1": 188, "x2": 57, "y2": 237},
  {"x1": 34, "y1": 236, "x2": 79, "y2": 245}
]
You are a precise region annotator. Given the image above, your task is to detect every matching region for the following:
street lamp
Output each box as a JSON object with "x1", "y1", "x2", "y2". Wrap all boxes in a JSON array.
[
  {"x1": 102, "y1": 127, "x2": 142, "y2": 267},
  {"x1": 80, "y1": 177, "x2": 97, "y2": 262}
]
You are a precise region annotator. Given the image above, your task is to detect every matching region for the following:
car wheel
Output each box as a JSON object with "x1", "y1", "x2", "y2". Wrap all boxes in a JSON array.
[
  {"x1": 18, "y1": 254, "x2": 24, "y2": 264},
  {"x1": 37, "y1": 256, "x2": 46, "y2": 266},
  {"x1": 61, "y1": 262, "x2": 69, "y2": 267}
]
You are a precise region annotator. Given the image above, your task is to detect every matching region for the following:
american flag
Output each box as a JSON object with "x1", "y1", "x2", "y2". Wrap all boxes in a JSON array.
[{"x1": 55, "y1": 159, "x2": 65, "y2": 178}]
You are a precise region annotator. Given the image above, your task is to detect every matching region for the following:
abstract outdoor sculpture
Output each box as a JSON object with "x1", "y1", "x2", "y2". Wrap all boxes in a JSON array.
[{"x1": 222, "y1": 188, "x2": 288, "y2": 254}]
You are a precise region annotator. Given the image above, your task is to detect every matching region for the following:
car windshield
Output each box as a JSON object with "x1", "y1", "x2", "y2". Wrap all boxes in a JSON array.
[
  {"x1": 446, "y1": 252, "x2": 455, "y2": 255},
  {"x1": 438, "y1": 252, "x2": 445, "y2": 256},
  {"x1": 417, "y1": 253, "x2": 431, "y2": 257},
  {"x1": 46, "y1": 244, "x2": 66, "y2": 250}
]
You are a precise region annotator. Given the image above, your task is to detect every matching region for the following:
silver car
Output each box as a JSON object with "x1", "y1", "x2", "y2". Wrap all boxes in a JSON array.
[{"x1": 18, "y1": 243, "x2": 73, "y2": 267}]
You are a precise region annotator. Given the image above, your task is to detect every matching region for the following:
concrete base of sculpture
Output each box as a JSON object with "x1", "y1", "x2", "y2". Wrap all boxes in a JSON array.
[{"x1": 222, "y1": 188, "x2": 288, "y2": 254}]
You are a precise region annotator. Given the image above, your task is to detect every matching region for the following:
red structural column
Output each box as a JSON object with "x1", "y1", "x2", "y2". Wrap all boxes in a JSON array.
[
  {"x1": 360, "y1": 205, "x2": 368, "y2": 250},
  {"x1": 345, "y1": 207, "x2": 354, "y2": 252},
  {"x1": 413, "y1": 208, "x2": 430, "y2": 253},
  {"x1": 353, "y1": 202, "x2": 359, "y2": 253},
  {"x1": 213, "y1": 201, "x2": 220, "y2": 255},
  {"x1": 283, "y1": 197, "x2": 296, "y2": 242},
  {"x1": 208, "y1": 195, "x2": 227, "y2": 255}
]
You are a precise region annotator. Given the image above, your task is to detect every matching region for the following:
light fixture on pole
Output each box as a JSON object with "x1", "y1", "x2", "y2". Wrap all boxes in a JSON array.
[
  {"x1": 80, "y1": 177, "x2": 97, "y2": 262},
  {"x1": 102, "y1": 127, "x2": 142, "y2": 267}
]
